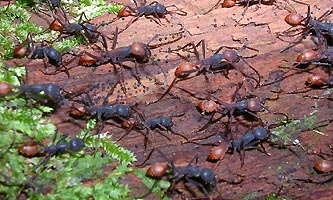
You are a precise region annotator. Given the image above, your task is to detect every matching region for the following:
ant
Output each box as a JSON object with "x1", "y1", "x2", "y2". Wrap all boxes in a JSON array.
[
  {"x1": 13, "y1": 33, "x2": 76, "y2": 77},
  {"x1": 140, "y1": 148, "x2": 219, "y2": 199},
  {"x1": 117, "y1": 112, "x2": 189, "y2": 149},
  {"x1": 42, "y1": 12, "x2": 108, "y2": 50},
  {"x1": 156, "y1": 39, "x2": 260, "y2": 102},
  {"x1": 103, "y1": 0, "x2": 187, "y2": 33},
  {"x1": 78, "y1": 28, "x2": 169, "y2": 93},
  {"x1": 279, "y1": 3, "x2": 333, "y2": 52},
  {"x1": 228, "y1": 125, "x2": 272, "y2": 167},
  {"x1": 32, "y1": 130, "x2": 88, "y2": 172},
  {"x1": 69, "y1": 81, "x2": 134, "y2": 133},
  {"x1": 0, "y1": 66, "x2": 83, "y2": 107},
  {"x1": 177, "y1": 81, "x2": 269, "y2": 133}
]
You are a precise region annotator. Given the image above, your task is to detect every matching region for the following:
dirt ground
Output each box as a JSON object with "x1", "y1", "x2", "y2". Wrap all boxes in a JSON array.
[{"x1": 6, "y1": 0, "x2": 333, "y2": 199}]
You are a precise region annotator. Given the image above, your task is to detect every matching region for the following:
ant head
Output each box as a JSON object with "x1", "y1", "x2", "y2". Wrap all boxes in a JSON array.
[
  {"x1": 200, "y1": 168, "x2": 216, "y2": 186},
  {"x1": 0, "y1": 81, "x2": 13, "y2": 95},
  {"x1": 49, "y1": 19, "x2": 63, "y2": 32},
  {"x1": 117, "y1": 7, "x2": 132, "y2": 17},
  {"x1": 235, "y1": 100, "x2": 247, "y2": 111},
  {"x1": 146, "y1": 162, "x2": 170, "y2": 179},
  {"x1": 114, "y1": 104, "x2": 131, "y2": 118},
  {"x1": 197, "y1": 100, "x2": 218, "y2": 114},
  {"x1": 69, "y1": 138, "x2": 85, "y2": 151},
  {"x1": 160, "y1": 116, "x2": 173, "y2": 127},
  {"x1": 175, "y1": 62, "x2": 195, "y2": 77},
  {"x1": 296, "y1": 49, "x2": 319, "y2": 62},
  {"x1": 223, "y1": 49, "x2": 239, "y2": 63},
  {"x1": 31, "y1": 46, "x2": 45, "y2": 59},
  {"x1": 155, "y1": 3, "x2": 167, "y2": 17},
  {"x1": 252, "y1": 126, "x2": 269, "y2": 140},
  {"x1": 230, "y1": 140, "x2": 241, "y2": 152},
  {"x1": 223, "y1": 0, "x2": 236, "y2": 8}
]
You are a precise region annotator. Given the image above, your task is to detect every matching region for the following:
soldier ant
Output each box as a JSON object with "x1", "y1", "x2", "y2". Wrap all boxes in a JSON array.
[
  {"x1": 140, "y1": 148, "x2": 219, "y2": 199},
  {"x1": 32, "y1": 130, "x2": 88, "y2": 171},
  {"x1": 0, "y1": 66, "x2": 81, "y2": 107},
  {"x1": 279, "y1": 3, "x2": 333, "y2": 52},
  {"x1": 104, "y1": 0, "x2": 187, "y2": 32}
]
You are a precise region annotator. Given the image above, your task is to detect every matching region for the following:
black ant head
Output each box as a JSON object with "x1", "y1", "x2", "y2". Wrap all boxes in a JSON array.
[
  {"x1": 114, "y1": 104, "x2": 131, "y2": 118},
  {"x1": 252, "y1": 126, "x2": 269, "y2": 141},
  {"x1": 236, "y1": 100, "x2": 247, "y2": 111},
  {"x1": 160, "y1": 116, "x2": 173, "y2": 127},
  {"x1": 230, "y1": 140, "x2": 241, "y2": 153},
  {"x1": 155, "y1": 3, "x2": 167, "y2": 17},
  {"x1": 44, "y1": 48, "x2": 62, "y2": 66},
  {"x1": 31, "y1": 47, "x2": 46, "y2": 59},
  {"x1": 223, "y1": 49, "x2": 240, "y2": 63},
  {"x1": 130, "y1": 42, "x2": 151, "y2": 63},
  {"x1": 83, "y1": 23, "x2": 99, "y2": 42},
  {"x1": 69, "y1": 138, "x2": 85, "y2": 151},
  {"x1": 200, "y1": 168, "x2": 216, "y2": 186}
]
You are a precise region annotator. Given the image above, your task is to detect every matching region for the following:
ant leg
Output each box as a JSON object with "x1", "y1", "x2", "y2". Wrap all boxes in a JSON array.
[
  {"x1": 169, "y1": 129, "x2": 189, "y2": 141},
  {"x1": 155, "y1": 129, "x2": 171, "y2": 141},
  {"x1": 259, "y1": 143, "x2": 270, "y2": 156},
  {"x1": 119, "y1": 14, "x2": 144, "y2": 33},
  {"x1": 203, "y1": 0, "x2": 223, "y2": 15},
  {"x1": 136, "y1": 148, "x2": 155, "y2": 167},
  {"x1": 184, "y1": 177, "x2": 210, "y2": 198}
]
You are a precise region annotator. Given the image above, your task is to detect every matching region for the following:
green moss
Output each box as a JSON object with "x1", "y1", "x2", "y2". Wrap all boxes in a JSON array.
[{"x1": 0, "y1": 0, "x2": 122, "y2": 59}]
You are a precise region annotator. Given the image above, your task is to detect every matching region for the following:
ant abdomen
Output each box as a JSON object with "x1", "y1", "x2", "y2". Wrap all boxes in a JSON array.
[{"x1": 284, "y1": 13, "x2": 304, "y2": 26}]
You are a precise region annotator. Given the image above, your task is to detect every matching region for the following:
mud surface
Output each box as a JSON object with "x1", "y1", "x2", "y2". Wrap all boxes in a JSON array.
[{"x1": 6, "y1": 0, "x2": 333, "y2": 199}]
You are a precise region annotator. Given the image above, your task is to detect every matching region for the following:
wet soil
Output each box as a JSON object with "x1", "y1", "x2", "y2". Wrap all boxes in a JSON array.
[{"x1": 5, "y1": 0, "x2": 333, "y2": 199}]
